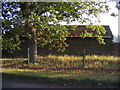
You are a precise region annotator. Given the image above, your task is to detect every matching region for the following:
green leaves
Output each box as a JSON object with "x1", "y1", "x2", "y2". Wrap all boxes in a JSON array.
[
  {"x1": 80, "y1": 30, "x2": 93, "y2": 38},
  {"x1": 36, "y1": 25, "x2": 69, "y2": 51},
  {"x1": 2, "y1": 2, "x2": 109, "y2": 52},
  {"x1": 96, "y1": 36, "x2": 105, "y2": 45},
  {"x1": 2, "y1": 31, "x2": 22, "y2": 53},
  {"x1": 86, "y1": 25, "x2": 106, "y2": 44},
  {"x1": 86, "y1": 25, "x2": 106, "y2": 35}
]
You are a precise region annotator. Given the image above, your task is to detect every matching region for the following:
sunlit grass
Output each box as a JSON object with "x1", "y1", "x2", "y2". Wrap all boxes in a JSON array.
[
  {"x1": 2, "y1": 55, "x2": 120, "y2": 69},
  {"x1": 36, "y1": 55, "x2": 120, "y2": 69},
  {"x1": 85, "y1": 55, "x2": 119, "y2": 61},
  {"x1": 0, "y1": 58, "x2": 27, "y2": 61},
  {"x1": 38, "y1": 54, "x2": 119, "y2": 61}
]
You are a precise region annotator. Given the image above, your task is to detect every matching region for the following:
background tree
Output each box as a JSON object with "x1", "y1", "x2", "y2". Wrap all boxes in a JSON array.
[{"x1": 2, "y1": 2, "x2": 109, "y2": 63}]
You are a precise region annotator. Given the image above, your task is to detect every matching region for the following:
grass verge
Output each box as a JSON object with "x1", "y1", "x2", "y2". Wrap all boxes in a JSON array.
[
  {"x1": 1, "y1": 67, "x2": 119, "y2": 88},
  {"x1": 2, "y1": 55, "x2": 120, "y2": 88}
]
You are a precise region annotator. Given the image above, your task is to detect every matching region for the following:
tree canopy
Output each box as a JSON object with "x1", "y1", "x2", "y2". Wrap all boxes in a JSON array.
[{"x1": 2, "y1": 2, "x2": 109, "y2": 62}]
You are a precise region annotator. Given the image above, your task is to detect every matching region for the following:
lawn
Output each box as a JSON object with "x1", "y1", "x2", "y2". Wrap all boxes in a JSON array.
[{"x1": 1, "y1": 55, "x2": 120, "y2": 88}]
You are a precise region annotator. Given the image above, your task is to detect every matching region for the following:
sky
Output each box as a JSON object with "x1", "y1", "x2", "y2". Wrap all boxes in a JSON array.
[{"x1": 100, "y1": 2, "x2": 118, "y2": 37}]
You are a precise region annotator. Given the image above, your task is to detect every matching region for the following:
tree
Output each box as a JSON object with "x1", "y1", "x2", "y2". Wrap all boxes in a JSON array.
[{"x1": 2, "y1": 2, "x2": 109, "y2": 63}]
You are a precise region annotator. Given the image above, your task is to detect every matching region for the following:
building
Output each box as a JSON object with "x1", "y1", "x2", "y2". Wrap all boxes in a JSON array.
[
  {"x1": 37, "y1": 25, "x2": 113, "y2": 56},
  {"x1": 3, "y1": 25, "x2": 114, "y2": 58}
]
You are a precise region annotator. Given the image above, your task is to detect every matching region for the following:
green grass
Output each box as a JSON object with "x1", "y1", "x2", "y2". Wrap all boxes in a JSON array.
[
  {"x1": 1, "y1": 55, "x2": 120, "y2": 87},
  {"x1": 2, "y1": 67, "x2": 119, "y2": 87}
]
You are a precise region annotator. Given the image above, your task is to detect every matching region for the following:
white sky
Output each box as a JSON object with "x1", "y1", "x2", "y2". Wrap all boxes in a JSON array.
[{"x1": 99, "y1": 2, "x2": 118, "y2": 37}]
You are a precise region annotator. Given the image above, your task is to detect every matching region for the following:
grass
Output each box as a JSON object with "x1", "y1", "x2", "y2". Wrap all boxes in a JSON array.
[
  {"x1": 2, "y1": 67, "x2": 119, "y2": 87},
  {"x1": 1, "y1": 55, "x2": 120, "y2": 88}
]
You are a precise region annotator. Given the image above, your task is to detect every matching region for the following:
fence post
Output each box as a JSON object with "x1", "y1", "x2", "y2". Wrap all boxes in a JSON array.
[
  {"x1": 82, "y1": 49, "x2": 86, "y2": 68},
  {"x1": 28, "y1": 48, "x2": 30, "y2": 64}
]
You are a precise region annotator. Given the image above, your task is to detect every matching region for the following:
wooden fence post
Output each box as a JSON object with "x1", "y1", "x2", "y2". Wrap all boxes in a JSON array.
[
  {"x1": 28, "y1": 48, "x2": 30, "y2": 64},
  {"x1": 82, "y1": 49, "x2": 86, "y2": 68}
]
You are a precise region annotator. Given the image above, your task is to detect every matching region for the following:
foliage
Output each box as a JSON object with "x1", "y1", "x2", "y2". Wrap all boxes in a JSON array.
[
  {"x1": 86, "y1": 25, "x2": 106, "y2": 44},
  {"x1": 2, "y1": 30, "x2": 22, "y2": 53},
  {"x1": 2, "y1": 2, "x2": 110, "y2": 52}
]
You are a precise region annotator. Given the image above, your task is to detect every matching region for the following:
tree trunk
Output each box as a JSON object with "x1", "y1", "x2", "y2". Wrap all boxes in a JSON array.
[{"x1": 29, "y1": 41, "x2": 37, "y2": 63}]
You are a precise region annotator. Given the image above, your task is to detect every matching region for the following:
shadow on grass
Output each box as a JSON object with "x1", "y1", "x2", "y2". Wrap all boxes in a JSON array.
[{"x1": 2, "y1": 73, "x2": 119, "y2": 88}]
